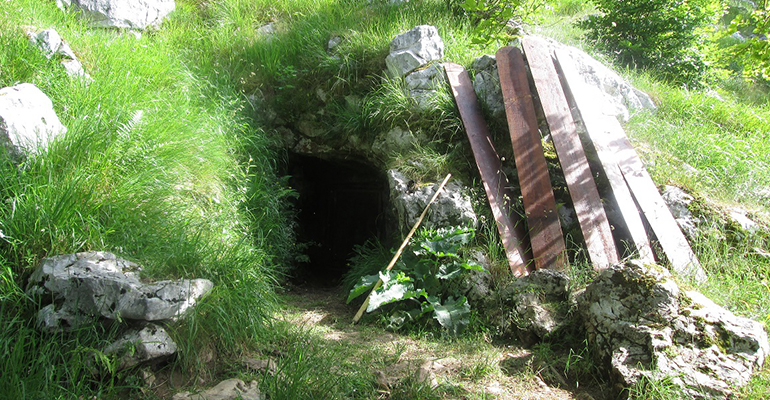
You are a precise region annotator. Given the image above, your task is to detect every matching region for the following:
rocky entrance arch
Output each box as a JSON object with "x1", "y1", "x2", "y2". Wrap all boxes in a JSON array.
[{"x1": 287, "y1": 153, "x2": 390, "y2": 287}]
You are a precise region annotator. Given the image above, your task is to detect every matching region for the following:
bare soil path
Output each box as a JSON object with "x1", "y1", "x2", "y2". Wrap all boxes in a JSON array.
[{"x1": 279, "y1": 286, "x2": 607, "y2": 400}]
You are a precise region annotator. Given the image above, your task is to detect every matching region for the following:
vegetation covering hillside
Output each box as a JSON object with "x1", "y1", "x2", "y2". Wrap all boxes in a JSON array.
[{"x1": 1, "y1": 0, "x2": 769, "y2": 398}]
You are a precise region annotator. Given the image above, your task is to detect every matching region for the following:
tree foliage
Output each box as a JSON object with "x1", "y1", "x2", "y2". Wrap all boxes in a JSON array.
[
  {"x1": 729, "y1": 3, "x2": 770, "y2": 81},
  {"x1": 581, "y1": 0, "x2": 721, "y2": 85}
]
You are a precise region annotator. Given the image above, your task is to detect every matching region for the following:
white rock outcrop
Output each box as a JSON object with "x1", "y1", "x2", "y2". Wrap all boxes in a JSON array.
[
  {"x1": 385, "y1": 25, "x2": 444, "y2": 78},
  {"x1": 27, "y1": 252, "x2": 213, "y2": 331},
  {"x1": 0, "y1": 83, "x2": 67, "y2": 160},
  {"x1": 58, "y1": 0, "x2": 176, "y2": 30},
  {"x1": 388, "y1": 170, "x2": 477, "y2": 234},
  {"x1": 579, "y1": 261, "x2": 768, "y2": 398}
]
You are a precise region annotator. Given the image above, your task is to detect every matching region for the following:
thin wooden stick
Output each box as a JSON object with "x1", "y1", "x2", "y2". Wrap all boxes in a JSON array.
[{"x1": 352, "y1": 173, "x2": 452, "y2": 324}]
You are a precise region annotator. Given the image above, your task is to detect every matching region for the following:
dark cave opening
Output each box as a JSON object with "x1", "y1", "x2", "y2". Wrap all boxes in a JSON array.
[{"x1": 288, "y1": 153, "x2": 390, "y2": 287}]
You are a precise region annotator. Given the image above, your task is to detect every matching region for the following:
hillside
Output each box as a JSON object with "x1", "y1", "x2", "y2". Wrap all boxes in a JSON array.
[{"x1": 1, "y1": 0, "x2": 769, "y2": 399}]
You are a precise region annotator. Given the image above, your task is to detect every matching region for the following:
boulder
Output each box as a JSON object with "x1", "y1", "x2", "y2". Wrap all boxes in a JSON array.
[
  {"x1": 58, "y1": 0, "x2": 176, "y2": 30},
  {"x1": 172, "y1": 379, "x2": 264, "y2": 400},
  {"x1": 104, "y1": 323, "x2": 177, "y2": 371},
  {"x1": 27, "y1": 252, "x2": 213, "y2": 331},
  {"x1": 0, "y1": 83, "x2": 67, "y2": 160},
  {"x1": 496, "y1": 269, "x2": 571, "y2": 342},
  {"x1": 385, "y1": 25, "x2": 444, "y2": 78},
  {"x1": 387, "y1": 170, "x2": 477, "y2": 234},
  {"x1": 471, "y1": 55, "x2": 505, "y2": 120},
  {"x1": 578, "y1": 261, "x2": 768, "y2": 398}
]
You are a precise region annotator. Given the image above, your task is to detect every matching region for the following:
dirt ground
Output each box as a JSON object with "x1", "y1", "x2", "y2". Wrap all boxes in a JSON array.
[{"x1": 279, "y1": 285, "x2": 610, "y2": 400}]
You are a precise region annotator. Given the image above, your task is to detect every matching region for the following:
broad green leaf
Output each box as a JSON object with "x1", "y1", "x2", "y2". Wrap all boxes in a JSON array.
[
  {"x1": 461, "y1": 260, "x2": 486, "y2": 272},
  {"x1": 432, "y1": 296, "x2": 471, "y2": 337},
  {"x1": 437, "y1": 261, "x2": 463, "y2": 280},
  {"x1": 346, "y1": 273, "x2": 380, "y2": 303},
  {"x1": 367, "y1": 273, "x2": 416, "y2": 312}
]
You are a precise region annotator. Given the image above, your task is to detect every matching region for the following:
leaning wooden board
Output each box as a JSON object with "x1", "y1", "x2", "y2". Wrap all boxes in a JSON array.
[
  {"x1": 553, "y1": 49, "x2": 706, "y2": 281},
  {"x1": 496, "y1": 46, "x2": 567, "y2": 271},
  {"x1": 522, "y1": 36, "x2": 619, "y2": 269},
  {"x1": 553, "y1": 47, "x2": 655, "y2": 263},
  {"x1": 444, "y1": 62, "x2": 532, "y2": 276}
]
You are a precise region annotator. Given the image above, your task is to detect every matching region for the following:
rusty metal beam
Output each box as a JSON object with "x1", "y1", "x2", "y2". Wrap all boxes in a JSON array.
[{"x1": 444, "y1": 62, "x2": 532, "y2": 277}]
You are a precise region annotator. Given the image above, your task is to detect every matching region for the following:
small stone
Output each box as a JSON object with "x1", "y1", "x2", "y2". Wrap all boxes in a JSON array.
[
  {"x1": 415, "y1": 360, "x2": 439, "y2": 388},
  {"x1": 104, "y1": 324, "x2": 178, "y2": 371}
]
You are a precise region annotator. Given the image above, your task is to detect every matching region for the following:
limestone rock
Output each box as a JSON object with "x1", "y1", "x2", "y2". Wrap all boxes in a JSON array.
[
  {"x1": 59, "y1": 0, "x2": 176, "y2": 30},
  {"x1": 172, "y1": 379, "x2": 264, "y2": 400},
  {"x1": 728, "y1": 209, "x2": 759, "y2": 235},
  {"x1": 662, "y1": 185, "x2": 700, "y2": 237},
  {"x1": 545, "y1": 37, "x2": 656, "y2": 123},
  {"x1": 27, "y1": 252, "x2": 213, "y2": 331},
  {"x1": 386, "y1": 25, "x2": 444, "y2": 78},
  {"x1": 578, "y1": 261, "x2": 768, "y2": 398},
  {"x1": 372, "y1": 126, "x2": 418, "y2": 158},
  {"x1": 496, "y1": 269, "x2": 571, "y2": 341},
  {"x1": 28, "y1": 28, "x2": 91, "y2": 80},
  {"x1": 460, "y1": 250, "x2": 494, "y2": 305},
  {"x1": 28, "y1": 28, "x2": 77, "y2": 60},
  {"x1": 404, "y1": 63, "x2": 445, "y2": 110},
  {"x1": 471, "y1": 55, "x2": 505, "y2": 120},
  {"x1": 387, "y1": 170, "x2": 477, "y2": 234},
  {"x1": 0, "y1": 83, "x2": 67, "y2": 160},
  {"x1": 104, "y1": 324, "x2": 177, "y2": 371}
]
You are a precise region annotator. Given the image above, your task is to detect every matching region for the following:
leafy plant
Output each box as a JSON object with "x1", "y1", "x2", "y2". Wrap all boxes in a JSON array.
[
  {"x1": 581, "y1": 0, "x2": 721, "y2": 85},
  {"x1": 452, "y1": 0, "x2": 546, "y2": 45},
  {"x1": 728, "y1": 3, "x2": 770, "y2": 81},
  {"x1": 347, "y1": 226, "x2": 485, "y2": 336}
]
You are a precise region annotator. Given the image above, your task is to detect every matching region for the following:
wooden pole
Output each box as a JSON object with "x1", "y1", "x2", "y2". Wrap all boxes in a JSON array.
[{"x1": 352, "y1": 173, "x2": 452, "y2": 324}]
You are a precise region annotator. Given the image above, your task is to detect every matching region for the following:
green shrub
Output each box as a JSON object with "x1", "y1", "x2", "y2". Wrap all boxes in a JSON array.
[
  {"x1": 581, "y1": 0, "x2": 721, "y2": 85},
  {"x1": 451, "y1": 0, "x2": 547, "y2": 45},
  {"x1": 347, "y1": 226, "x2": 484, "y2": 336},
  {"x1": 729, "y1": 4, "x2": 770, "y2": 81}
]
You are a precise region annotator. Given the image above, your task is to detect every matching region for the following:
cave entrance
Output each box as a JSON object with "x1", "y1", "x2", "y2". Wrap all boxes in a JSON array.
[{"x1": 288, "y1": 153, "x2": 390, "y2": 287}]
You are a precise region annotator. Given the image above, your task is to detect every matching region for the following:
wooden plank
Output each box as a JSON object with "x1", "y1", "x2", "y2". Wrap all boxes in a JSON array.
[
  {"x1": 444, "y1": 62, "x2": 532, "y2": 277},
  {"x1": 496, "y1": 46, "x2": 567, "y2": 271},
  {"x1": 553, "y1": 48, "x2": 655, "y2": 263},
  {"x1": 620, "y1": 149, "x2": 706, "y2": 281},
  {"x1": 522, "y1": 36, "x2": 619, "y2": 269},
  {"x1": 557, "y1": 90, "x2": 706, "y2": 280}
]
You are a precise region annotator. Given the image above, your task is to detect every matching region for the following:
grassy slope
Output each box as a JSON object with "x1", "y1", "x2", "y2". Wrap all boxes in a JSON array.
[
  {"x1": 1, "y1": 0, "x2": 769, "y2": 398},
  {"x1": 0, "y1": 0, "x2": 293, "y2": 398}
]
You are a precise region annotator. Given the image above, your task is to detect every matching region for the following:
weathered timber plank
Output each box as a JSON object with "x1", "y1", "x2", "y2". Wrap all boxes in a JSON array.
[
  {"x1": 620, "y1": 147, "x2": 706, "y2": 281},
  {"x1": 522, "y1": 36, "x2": 619, "y2": 269},
  {"x1": 444, "y1": 62, "x2": 532, "y2": 276},
  {"x1": 553, "y1": 48, "x2": 655, "y2": 263},
  {"x1": 551, "y1": 73, "x2": 706, "y2": 280},
  {"x1": 496, "y1": 46, "x2": 567, "y2": 271}
]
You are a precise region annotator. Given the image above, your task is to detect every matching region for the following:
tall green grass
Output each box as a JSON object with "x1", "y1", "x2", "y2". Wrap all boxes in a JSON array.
[{"x1": 1, "y1": 0, "x2": 294, "y2": 397}]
